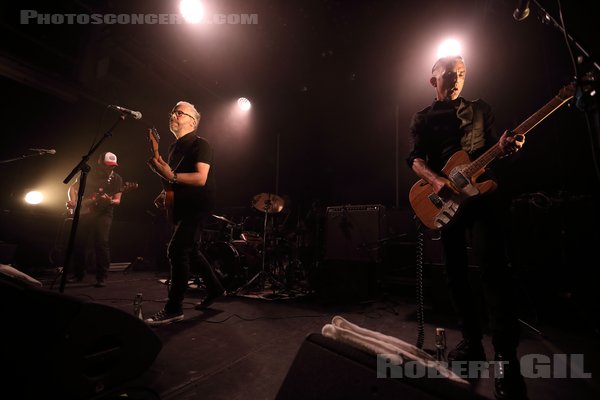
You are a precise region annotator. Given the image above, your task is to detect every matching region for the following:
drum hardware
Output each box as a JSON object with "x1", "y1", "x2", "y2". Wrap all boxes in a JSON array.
[
  {"x1": 236, "y1": 193, "x2": 287, "y2": 294},
  {"x1": 204, "y1": 240, "x2": 261, "y2": 292},
  {"x1": 211, "y1": 214, "x2": 247, "y2": 241}
]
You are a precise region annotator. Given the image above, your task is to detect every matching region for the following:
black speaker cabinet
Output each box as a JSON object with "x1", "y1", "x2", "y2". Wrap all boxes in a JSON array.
[
  {"x1": 0, "y1": 274, "x2": 162, "y2": 400},
  {"x1": 325, "y1": 204, "x2": 386, "y2": 262},
  {"x1": 277, "y1": 333, "x2": 487, "y2": 400}
]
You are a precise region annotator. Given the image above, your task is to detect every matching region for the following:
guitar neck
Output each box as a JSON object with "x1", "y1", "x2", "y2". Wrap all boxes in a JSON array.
[
  {"x1": 513, "y1": 93, "x2": 573, "y2": 137},
  {"x1": 464, "y1": 92, "x2": 574, "y2": 177}
]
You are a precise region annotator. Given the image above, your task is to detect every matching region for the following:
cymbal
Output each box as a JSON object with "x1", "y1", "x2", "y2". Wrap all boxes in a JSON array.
[
  {"x1": 211, "y1": 214, "x2": 237, "y2": 225},
  {"x1": 252, "y1": 193, "x2": 285, "y2": 213}
]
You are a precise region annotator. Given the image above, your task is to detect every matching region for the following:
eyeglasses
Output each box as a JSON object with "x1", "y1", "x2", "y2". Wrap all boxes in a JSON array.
[{"x1": 169, "y1": 110, "x2": 196, "y2": 121}]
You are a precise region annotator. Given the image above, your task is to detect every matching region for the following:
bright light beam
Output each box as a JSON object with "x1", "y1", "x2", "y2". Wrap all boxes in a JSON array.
[
  {"x1": 25, "y1": 191, "x2": 44, "y2": 205},
  {"x1": 437, "y1": 39, "x2": 462, "y2": 59},
  {"x1": 237, "y1": 97, "x2": 251, "y2": 111},
  {"x1": 180, "y1": 0, "x2": 204, "y2": 24}
]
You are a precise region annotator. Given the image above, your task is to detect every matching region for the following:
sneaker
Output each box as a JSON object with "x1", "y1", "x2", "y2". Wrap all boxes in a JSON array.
[
  {"x1": 93, "y1": 281, "x2": 106, "y2": 288},
  {"x1": 144, "y1": 309, "x2": 184, "y2": 326},
  {"x1": 494, "y1": 353, "x2": 528, "y2": 399},
  {"x1": 448, "y1": 338, "x2": 486, "y2": 362},
  {"x1": 194, "y1": 290, "x2": 225, "y2": 310}
]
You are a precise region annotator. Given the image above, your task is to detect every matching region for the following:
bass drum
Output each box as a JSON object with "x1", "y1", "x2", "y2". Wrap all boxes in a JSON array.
[{"x1": 206, "y1": 241, "x2": 261, "y2": 292}]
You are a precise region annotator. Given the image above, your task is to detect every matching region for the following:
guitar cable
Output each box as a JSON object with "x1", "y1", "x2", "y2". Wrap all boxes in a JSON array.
[{"x1": 414, "y1": 215, "x2": 426, "y2": 349}]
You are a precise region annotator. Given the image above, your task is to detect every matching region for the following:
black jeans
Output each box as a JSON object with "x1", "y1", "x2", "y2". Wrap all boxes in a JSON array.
[
  {"x1": 165, "y1": 216, "x2": 224, "y2": 314},
  {"x1": 74, "y1": 213, "x2": 113, "y2": 282},
  {"x1": 441, "y1": 195, "x2": 520, "y2": 355}
]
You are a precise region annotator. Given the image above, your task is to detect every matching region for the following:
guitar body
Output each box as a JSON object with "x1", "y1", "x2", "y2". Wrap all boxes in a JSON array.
[
  {"x1": 154, "y1": 185, "x2": 175, "y2": 222},
  {"x1": 409, "y1": 150, "x2": 497, "y2": 231},
  {"x1": 66, "y1": 182, "x2": 138, "y2": 217},
  {"x1": 78, "y1": 195, "x2": 101, "y2": 216},
  {"x1": 164, "y1": 187, "x2": 174, "y2": 217}
]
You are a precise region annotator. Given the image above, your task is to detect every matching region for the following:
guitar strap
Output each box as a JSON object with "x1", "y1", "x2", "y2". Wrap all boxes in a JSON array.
[
  {"x1": 167, "y1": 145, "x2": 185, "y2": 173},
  {"x1": 107, "y1": 170, "x2": 114, "y2": 185}
]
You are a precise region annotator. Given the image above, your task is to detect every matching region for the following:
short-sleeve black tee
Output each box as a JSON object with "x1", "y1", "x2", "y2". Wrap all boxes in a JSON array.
[{"x1": 168, "y1": 133, "x2": 216, "y2": 220}]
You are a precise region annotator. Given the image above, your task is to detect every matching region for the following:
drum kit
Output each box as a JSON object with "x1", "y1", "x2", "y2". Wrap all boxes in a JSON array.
[{"x1": 204, "y1": 193, "x2": 308, "y2": 295}]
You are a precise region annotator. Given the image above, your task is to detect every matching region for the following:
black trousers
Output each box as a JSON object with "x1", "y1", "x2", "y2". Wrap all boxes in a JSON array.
[
  {"x1": 440, "y1": 194, "x2": 520, "y2": 355},
  {"x1": 165, "y1": 216, "x2": 224, "y2": 313},
  {"x1": 73, "y1": 213, "x2": 113, "y2": 282}
]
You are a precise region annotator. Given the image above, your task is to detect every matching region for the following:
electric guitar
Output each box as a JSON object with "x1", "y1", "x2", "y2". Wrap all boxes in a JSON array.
[
  {"x1": 147, "y1": 128, "x2": 175, "y2": 222},
  {"x1": 409, "y1": 82, "x2": 576, "y2": 231},
  {"x1": 66, "y1": 181, "x2": 138, "y2": 216}
]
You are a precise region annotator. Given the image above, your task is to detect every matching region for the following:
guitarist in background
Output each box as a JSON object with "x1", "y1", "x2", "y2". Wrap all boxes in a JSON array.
[
  {"x1": 66, "y1": 152, "x2": 122, "y2": 287},
  {"x1": 407, "y1": 56, "x2": 527, "y2": 400},
  {"x1": 145, "y1": 101, "x2": 225, "y2": 326}
]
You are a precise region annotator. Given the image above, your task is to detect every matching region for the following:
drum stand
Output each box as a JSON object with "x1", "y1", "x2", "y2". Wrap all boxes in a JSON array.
[{"x1": 236, "y1": 200, "x2": 285, "y2": 295}]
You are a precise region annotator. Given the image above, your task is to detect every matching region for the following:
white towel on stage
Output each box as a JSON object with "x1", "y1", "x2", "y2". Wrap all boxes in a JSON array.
[{"x1": 321, "y1": 316, "x2": 467, "y2": 384}]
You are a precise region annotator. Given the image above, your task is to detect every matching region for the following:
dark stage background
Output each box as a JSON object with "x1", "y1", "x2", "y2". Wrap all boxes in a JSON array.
[{"x1": 1, "y1": 0, "x2": 599, "y2": 307}]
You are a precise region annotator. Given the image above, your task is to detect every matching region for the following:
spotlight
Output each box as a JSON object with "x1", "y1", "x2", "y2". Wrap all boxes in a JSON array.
[
  {"x1": 180, "y1": 0, "x2": 204, "y2": 24},
  {"x1": 437, "y1": 39, "x2": 462, "y2": 59},
  {"x1": 25, "y1": 191, "x2": 44, "y2": 205},
  {"x1": 237, "y1": 97, "x2": 251, "y2": 111}
]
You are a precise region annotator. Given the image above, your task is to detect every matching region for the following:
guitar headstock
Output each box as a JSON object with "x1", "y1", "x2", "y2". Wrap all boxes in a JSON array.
[
  {"x1": 147, "y1": 128, "x2": 160, "y2": 158},
  {"x1": 558, "y1": 82, "x2": 576, "y2": 100}
]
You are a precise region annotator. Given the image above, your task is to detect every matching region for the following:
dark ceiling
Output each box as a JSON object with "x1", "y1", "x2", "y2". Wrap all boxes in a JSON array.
[{"x1": 1, "y1": 0, "x2": 599, "y2": 222}]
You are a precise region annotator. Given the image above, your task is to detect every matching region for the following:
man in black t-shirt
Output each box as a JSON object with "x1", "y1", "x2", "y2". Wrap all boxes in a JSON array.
[
  {"x1": 145, "y1": 101, "x2": 224, "y2": 326},
  {"x1": 67, "y1": 152, "x2": 123, "y2": 287}
]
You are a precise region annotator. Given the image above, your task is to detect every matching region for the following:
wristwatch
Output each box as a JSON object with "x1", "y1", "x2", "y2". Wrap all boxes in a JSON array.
[{"x1": 169, "y1": 172, "x2": 177, "y2": 185}]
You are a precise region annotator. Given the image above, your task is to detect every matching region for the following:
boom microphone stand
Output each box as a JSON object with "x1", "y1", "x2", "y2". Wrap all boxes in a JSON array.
[
  {"x1": 58, "y1": 114, "x2": 128, "y2": 293},
  {"x1": 514, "y1": 1, "x2": 599, "y2": 335}
]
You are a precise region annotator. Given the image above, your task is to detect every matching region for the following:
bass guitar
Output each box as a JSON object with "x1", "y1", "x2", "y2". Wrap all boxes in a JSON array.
[
  {"x1": 147, "y1": 128, "x2": 174, "y2": 222},
  {"x1": 409, "y1": 82, "x2": 576, "y2": 231}
]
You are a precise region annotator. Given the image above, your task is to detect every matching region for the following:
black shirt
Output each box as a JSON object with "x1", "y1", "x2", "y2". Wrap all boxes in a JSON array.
[
  {"x1": 406, "y1": 97, "x2": 498, "y2": 173},
  {"x1": 168, "y1": 133, "x2": 215, "y2": 220}
]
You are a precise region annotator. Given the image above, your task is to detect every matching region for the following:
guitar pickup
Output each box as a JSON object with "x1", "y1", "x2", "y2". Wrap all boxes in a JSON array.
[
  {"x1": 449, "y1": 171, "x2": 469, "y2": 189},
  {"x1": 428, "y1": 193, "x2": 444, "y2": 209}
]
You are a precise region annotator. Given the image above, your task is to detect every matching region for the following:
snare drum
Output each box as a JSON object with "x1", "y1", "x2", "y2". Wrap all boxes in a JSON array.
[{"x1": 206, "y1": 240, "x2": 261, "y2": 291}]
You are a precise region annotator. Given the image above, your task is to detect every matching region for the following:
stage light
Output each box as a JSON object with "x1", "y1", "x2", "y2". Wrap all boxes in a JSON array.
[
  {"x1": 24, "y1": 191, "x2": 44, "y2": 205},
  {"x1": 437, "y1": 39, "x2": 462, "y2": 58},
  {"x1": 180, "y1": 0, "x2": 204, "y2": 24},
  {"x1": 237, "y1": 97, "x2": 251, "y2": 111}
]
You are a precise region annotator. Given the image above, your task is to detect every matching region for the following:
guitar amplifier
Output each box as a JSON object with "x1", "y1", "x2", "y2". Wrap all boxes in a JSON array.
[{"x1": 324, "y1": 204, "x2": 386, "y2": 262}]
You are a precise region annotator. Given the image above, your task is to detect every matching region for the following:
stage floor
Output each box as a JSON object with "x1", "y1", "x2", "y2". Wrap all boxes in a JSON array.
[{"x1": 9, "y1": 266, "x2": 600, "y2": 400}]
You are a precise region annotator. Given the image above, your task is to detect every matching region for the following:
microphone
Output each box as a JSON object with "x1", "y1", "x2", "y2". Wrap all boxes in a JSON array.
[
  {"x1": 108, "y1": 104, "x2": 142, "y2": 120},
  {"x1": 513, "y1": 0, "x2": 530, "y2": 21},
  {"x1": 29, "y1": 148, "x2": 56, "y2": 155}
]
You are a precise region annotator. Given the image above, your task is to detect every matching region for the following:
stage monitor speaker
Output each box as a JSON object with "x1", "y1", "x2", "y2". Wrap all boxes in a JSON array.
[
  {"x1": 0, "y1": 274, "x2": 162, "y2": 400},
  {"x1": 276, "y1": 333, "x2": 487, "y2": 400},
  {"x1": 324, "y1": 204, "x2": 386, "y2": 262}
]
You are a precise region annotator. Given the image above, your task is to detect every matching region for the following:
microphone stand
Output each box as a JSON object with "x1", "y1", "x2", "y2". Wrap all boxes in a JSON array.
[
  {"x1": 519, "y1": 1, "x2": 599, "y2": 335},
  {"x1": 58, "y1": 114, "x2": 127, "y2": 293},
  {"x1": 528, "y1": 0, "x2": 600, "y2": 181},
  {"x1": 530, "y1": 0, "x2": 599, "y2": 73}
]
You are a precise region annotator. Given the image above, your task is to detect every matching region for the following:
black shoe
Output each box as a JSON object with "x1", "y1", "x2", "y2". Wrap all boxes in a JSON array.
[
  {"x1": 448, "y1": 338, "x2": 486, "y2": 362},
  {"x1": 194, "y1": 290, "x2": 225, "y2": 310},
  {"x1": 144, "y1": 309, "x2": 184, "y2": 326},
  {"x1": 494, "y1": 353, "x2": 528, "y2": 400},
  {"x1": 93, "y1": 280, "x2": 106, "y2": 288}
]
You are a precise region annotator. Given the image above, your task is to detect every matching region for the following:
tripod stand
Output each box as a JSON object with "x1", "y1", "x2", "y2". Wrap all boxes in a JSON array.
[{"x1": 236, "y1": 193, "x2": 286, "y2": 295}]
